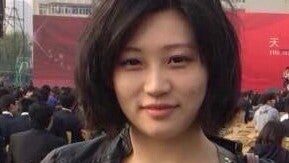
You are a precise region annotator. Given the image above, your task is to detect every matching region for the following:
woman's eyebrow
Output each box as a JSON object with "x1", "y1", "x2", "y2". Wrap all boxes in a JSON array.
[
  {"x1": 123, "y1": 46, "x2": 141, "y2": 52},
  {"x1": 122, "y1": 43, "x2": 196, "y2": 52},
  {"x1": 162, "y1": 43, "x2": 196, "y2": 50}
]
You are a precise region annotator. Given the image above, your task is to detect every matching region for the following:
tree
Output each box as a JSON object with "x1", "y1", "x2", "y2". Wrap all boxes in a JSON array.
[{"x1": 0, "y1": 32, "x2": 32, "y2": 86}]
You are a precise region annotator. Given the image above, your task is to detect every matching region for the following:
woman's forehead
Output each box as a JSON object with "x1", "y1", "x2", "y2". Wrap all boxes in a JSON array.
[{"x1": 124, "y1": 9, "x2": 196, "y2": 50}]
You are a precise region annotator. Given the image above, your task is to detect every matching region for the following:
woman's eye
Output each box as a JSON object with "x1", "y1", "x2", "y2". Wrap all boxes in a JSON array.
[
  {"x1": 119, "y1": 58, "x2": 142, "y2": 69},
  {"x1": 168, "y1": 55, "x2": 192, "y2": 66}
]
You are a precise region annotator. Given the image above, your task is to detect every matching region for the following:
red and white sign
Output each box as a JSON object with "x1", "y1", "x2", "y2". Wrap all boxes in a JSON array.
[
  {"x1": 33, "y1": 15, "x2": 88, "y2": 87},
  {"x1": 33, "y1": 13, "x2": 289, "y2": 91}
]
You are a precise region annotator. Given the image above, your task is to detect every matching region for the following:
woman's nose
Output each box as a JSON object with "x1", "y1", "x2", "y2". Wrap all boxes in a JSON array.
[{"x1": 143, "y1": 68, "x2": 171, "y2": 97}]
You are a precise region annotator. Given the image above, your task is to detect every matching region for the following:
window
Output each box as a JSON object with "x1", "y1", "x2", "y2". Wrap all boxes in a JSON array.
[{"x1": 72, "y1": 7, "x2": 78, "y2": 14}]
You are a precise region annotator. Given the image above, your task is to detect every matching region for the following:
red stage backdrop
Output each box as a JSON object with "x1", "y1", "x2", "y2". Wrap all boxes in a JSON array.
[
  {"x1": 33, "y1": 15, "x2": 88, "y2": 87},
  {"x1": 33, "y1": 13, "x2": 289, "y2": 91},
  {"x1": 237, "y1": 12, "x2": 289, "y2": 92}
]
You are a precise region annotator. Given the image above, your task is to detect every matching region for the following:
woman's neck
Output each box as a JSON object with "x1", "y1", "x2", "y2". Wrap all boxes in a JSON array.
[{"x1": 123, "y1": 125, "x2": 219, "y2": 163}]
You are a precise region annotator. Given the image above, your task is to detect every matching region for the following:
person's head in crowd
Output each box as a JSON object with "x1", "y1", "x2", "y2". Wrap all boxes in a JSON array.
[
  {"x1": 46, "y1": 86, "x2": 60, "y2": 108},
  {"x1": 241, "y1": 91, "x2": 250, "y2": 99},
  {"x1": 12, "y1": 88, "x2": 24, "y2": 101},
  {"x1": 285, "y1": 91, "x2": 289, "y2": 99},
  {"x1": 283, "y1": 97, "x2": 289, "y2": 113},
  {"x1": 41, "y1": 85, "x2": 51, "y2": 93},
  {"x1": 75, "y1": 0, "x2": 241, "y2": 138},
  {"x1": 280, "y1": 90, "x2": 288, "y2": 99},
  {"x1": 259, "y1": 92, "x2": 277, "y2": 106},
  {"x1": 19, "y1": 98, "x2": 35, "y2": 113},
  {"x1": 238, "y1": 91, "x2": 252, "y2": 110},
  {"x1": 256, "y1": 121, "x2": 288, "y2": 146},
  {"x1": 39, "y1": 85, "x2": 51, "y2": 102},
  {"x1": 23, "y1": 85, "x2": 36, "y2": 98},
  {"x1": 60, "y1": 87, "x2": 72, "y2": 95},
  {"x1": 28, "y1": 88, "x2": 40, "y2": 102},
  {"x1": 250, "y1": 93, "x2": 261, "y2": 106},
  {"x1": 28, "y1": 102, "x2": 53, "y2": 130},
  {"x1": 0, "y1": 88, "x2": 9, "y2": 99},
  {"x1": 0, "y1": 94, "x2": 18, "y2": 115},
  {"x1": 59, "y1": 93, "x2": 76, "y2": 110},
  {"x1": 51, "y1": 86, "x2": 60, "y2": 97}
]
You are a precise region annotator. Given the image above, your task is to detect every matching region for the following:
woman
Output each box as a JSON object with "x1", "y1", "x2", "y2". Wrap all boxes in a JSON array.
[
  {"x1": 42, "y1": 0, "x2": 270, "y2": 162},
  {"x1": 249, "y1": 121, "x2": 289, "y2": 163}
]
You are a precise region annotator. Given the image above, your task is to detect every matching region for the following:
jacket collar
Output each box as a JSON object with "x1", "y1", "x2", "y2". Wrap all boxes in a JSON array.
[
  {"x1": 21, "y1": 112, "x2": 29, "y2": 116},
  {"x1": 62, "y1": 107, "x2": 72, "y2": 112},
  {"x1": 92, "y1": 126, "x2": 132, "y2": 162},
  {"x1": 93, "y1": 126, "x2": 242, "y2": 162},
  {"x1": 2, "y1": 111, "x2": 13, "y2": 117}
]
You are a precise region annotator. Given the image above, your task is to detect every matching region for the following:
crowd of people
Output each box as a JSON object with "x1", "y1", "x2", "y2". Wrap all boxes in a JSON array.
[
  {"x1": 1, "y1": 0, "x2": 289, "y2": 163},
  {"x1": 0, "y1": 84, "x2": 91, "y2": 162},
  {"x1": 1, "y1": 84, "x2": 289, "y2": 162},
  {"x1": 223, "y1": 89, "x2": 289, "y2": 162}
]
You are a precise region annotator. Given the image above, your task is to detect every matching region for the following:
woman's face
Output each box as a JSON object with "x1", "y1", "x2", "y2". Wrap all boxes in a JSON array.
[{"x1": 113, "y1": 9, "x2": 208, "y2": 139}]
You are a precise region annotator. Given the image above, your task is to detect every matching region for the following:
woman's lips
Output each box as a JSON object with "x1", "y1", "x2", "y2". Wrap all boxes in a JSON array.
[{"x1": 142, "y1": 104, "x2": 177, "y2": 119}]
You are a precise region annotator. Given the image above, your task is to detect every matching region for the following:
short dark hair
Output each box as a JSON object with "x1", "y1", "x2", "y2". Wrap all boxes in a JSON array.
[
  {"x1": 75, "y1": 0, "x2": 241, "y2": 135},
  {"x1": 59, "y1": 93, "x2": 75, "y2": 109},
  {"x1": 259, "y1": 92, "x2": 276, "y2": 104},
  {"x1": 19, "y1": 98, "x2": 35, "y2": 113},
  {"x1": 29, "y1": 102, "x2": 53, "y2": 130},
  {"x1": 256, "y1": 121, "x2": 287, "y2": 146},
  {"x1": 0, "y1": 88, "x2": 9, "y2": 99},
  {"x1": 39, "y1": 85, "x2": 51, "y2": 102},
  {"x1": 283, "y1": 97, "x2": 289, "y2": 113},
  {"x1": 0, "y1": 94, "x2": 16, "y2": 111}
]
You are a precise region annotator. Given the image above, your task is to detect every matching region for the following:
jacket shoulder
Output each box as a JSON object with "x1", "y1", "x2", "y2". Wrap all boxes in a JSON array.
[{"x1": 41, "y1": 133, "x2": 106, "y2": 163}]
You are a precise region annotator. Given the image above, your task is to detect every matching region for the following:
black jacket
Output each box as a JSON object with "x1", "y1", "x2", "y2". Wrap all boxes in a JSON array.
[
  {"x1": 53, "y1": 109, "x2": 83, "y2": 143},
  {"x1": 249, "y1": 144, "x2": 289, "y2": 163},
  {"x1": 0, "y1": 114, "x2": 14, "y2": 146},
  {"x1": 8, "y1": 114, "x2": 31, "y2": 134},
  {"x1": 0, "y1": 129, "x2": 5, "y2": 163},
  {"x1": 42, "y1": 127, "x2": 274, "y2": 163},
  {"x1": 8, "y1": 129, "x2": 66, "y2": 163}
]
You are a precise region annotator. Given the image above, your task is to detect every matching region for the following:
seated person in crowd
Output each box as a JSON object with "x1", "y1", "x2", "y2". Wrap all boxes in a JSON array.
[
  {"x1": 280, "y1": 97, "x2": 289, "y2": 122},
  {"x1": 253, "y1": 92, "x2": 279, "y2": 132},
  {"x1": 281, "y1": 98, "x2": 289, "y2": 135},
  {"x1": 7, "y1": 102, "x2": 66, "y2": 163},
  {"x1": 249, "y1": 121, "x2": 289, "y2": 163}
]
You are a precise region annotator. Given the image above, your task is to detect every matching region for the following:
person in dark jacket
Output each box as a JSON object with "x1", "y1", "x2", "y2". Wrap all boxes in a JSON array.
[
  {"x1": 53, "y1": 93, "x2": 83, "y2": 143},
  {"x1": 8, "y1": 98, "x2": 34, "y2": 134},
  {"x1": 42, "y1": 0, "x2": 271, "y2": 163},
  {"x1": 281, "y1": 97, "x2": 289, "y2": 129},
  {"x1": 249, "y1": 121, "x2": 289, "y2": 163},
  {"x1": 8, "y1": 102, "x2": 66, "y2": 163},
  {"x1": 0, "y1": 129, "x2": 5, "y2": 163},
  {"x1": 0, "y1": 94, "x2": 18, "y2": 146}
]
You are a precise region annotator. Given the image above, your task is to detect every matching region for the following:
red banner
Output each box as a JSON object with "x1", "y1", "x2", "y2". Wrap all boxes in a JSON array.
[
  {"x1": 33, "y1": 13, "x2": 289, "y2": 91},
  {"x1": 238, "y1": 12, "x2": 289, "y2": 91},
  {"x1": 33, "y1": 15, "x2": 88, "y2": 87}
]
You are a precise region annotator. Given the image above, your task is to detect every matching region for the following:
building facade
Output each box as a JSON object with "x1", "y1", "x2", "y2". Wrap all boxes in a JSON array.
[
  {"x1": 229, "y1": 0, "x2": 289, "y2": 13},
  {"x1": 33, "y1": 0, "x2": 98, "y2": 17},
  {"x1": 245, "y1": 0, "x2": 289, "y2": 13},
  {"x1": 33, "y1": 0, "x2": 289, "y2": 17}
]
